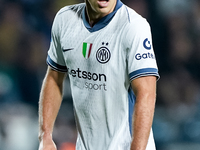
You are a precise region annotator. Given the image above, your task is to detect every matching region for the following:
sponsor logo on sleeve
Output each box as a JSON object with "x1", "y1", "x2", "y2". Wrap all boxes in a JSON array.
[
  {"x1": 135, "y1": 53, "x2": 155, "y2": 60},
  {"x1": 143, "y1": 38, "x2": 151, "y2": 50},
  {"x1": 135, "y1": 38, "x2": 155, "y2": 60}
]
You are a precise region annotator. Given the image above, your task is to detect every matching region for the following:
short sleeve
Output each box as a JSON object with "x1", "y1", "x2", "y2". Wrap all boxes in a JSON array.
[
  {"x1": 125, "y1": 19, "x2": 159, "y2": 81},
  {"x1": 46, "y1": 12, "x2": 68, "y2": 72}
]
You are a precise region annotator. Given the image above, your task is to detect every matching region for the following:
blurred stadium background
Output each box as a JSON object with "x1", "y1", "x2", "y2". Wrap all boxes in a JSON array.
[{"x1": 0, "y1": 0, "x2": 200, "y2": 150}]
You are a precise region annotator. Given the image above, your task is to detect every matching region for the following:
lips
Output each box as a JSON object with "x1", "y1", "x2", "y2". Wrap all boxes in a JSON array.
[{"x1": 97, "y1": 0, "x2": 109, "y2": 8}]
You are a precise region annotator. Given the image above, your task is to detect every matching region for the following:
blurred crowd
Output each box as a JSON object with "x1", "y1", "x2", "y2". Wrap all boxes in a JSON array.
[{"x1": 0, "y1": 0, "x2": 200, "y2": 150}]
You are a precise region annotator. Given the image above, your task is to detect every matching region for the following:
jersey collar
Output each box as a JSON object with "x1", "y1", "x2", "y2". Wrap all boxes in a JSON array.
[{"x1": 82, "y1": 0, "x2": 123, "y2": 32}]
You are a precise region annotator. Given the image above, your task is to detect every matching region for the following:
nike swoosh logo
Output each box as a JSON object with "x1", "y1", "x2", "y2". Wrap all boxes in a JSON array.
[{"x1": 63, "y1": 48, "x2": 74, "y2": 52}]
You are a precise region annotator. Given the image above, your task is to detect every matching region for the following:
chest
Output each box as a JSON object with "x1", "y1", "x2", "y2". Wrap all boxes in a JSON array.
[{"x1": 59, "y1": 23, "x2": 126, "y2": 70}]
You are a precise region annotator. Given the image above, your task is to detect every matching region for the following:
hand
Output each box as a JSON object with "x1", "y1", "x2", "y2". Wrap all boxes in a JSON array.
[{"x1": 38, "y1": 134, "x2": 57, "y2": 150}]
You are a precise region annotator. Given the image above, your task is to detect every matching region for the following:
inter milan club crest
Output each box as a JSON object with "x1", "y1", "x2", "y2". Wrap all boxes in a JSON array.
[
  {"x1": 96, "y1": 42, "x2": 111, "y2": 64},
  {"x1": 82, "y1": 42, "x2": 93, "y2": 59}
]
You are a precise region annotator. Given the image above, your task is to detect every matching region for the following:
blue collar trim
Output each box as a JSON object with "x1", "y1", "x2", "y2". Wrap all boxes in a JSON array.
[{"x1": 82, "y1": 0, "x2": 123, "y2": 32}]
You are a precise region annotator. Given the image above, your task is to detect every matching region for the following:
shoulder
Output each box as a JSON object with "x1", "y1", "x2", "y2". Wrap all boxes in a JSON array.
[
  {"x1": 119, "y1": 5, "x2": 152, "y2": 48},
  {"x1": 57, "y1": 3, "x2": 85, "y2": 16},
  {"x1": 54, "y1": 3, "x2": 85, "y2": 23},
  {"x1": 117, "y1": 5, "x2": 151, "y2": 41},
  {"x1": 51, "y1": 3, "x2": 85, "y2": 32},
  {"x1": 122, "y1": 5, "x2": 150, "y2": 32}
]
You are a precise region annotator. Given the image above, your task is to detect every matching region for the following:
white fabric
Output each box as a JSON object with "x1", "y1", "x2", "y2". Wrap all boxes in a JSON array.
[{"x1": 47, "y1": 2, "x2": 159, "y2": 150}]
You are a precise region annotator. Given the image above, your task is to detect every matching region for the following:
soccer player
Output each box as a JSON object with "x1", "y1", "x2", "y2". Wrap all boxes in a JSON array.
[{"x1": 38, "y1": 0, "x2": 159, "y2": 149}]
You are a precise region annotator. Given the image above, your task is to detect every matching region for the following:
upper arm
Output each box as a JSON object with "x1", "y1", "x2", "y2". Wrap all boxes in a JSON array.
[
  {"x1": 45, "y1": 12, "x2": 67, "y2": 87},
  {"x1": 125, "y1": 19, "x2": 159, "y2": 82},
  {"x1": 45, "y1": 66, "x2": 66, "y2": 87},
  {"x1": 46, "y1": 12, "x2": 68, "y2": 73},
  {"x1": 131, "y1": 76, "x2": 157, "y2": 102}
]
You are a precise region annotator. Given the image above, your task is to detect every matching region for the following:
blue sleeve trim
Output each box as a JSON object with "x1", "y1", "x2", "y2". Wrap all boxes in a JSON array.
[
  {"x1": 128, "y1": 87, "x2": 135, "y2": 136},
  {"x1": 46, "y1": 55, "x2": 68, "y2": 72},
  {"x1": 129, "y1": 68, "x2": 160, "y2": 81}
]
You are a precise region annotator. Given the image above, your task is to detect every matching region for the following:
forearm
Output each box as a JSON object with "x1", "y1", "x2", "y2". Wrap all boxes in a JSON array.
[
  {"x1": 131, "y1": 94, "x2": 156, "y2": 150},
  {"x1": 38, "y1": 70, "x2": 64, "y2": 141}
]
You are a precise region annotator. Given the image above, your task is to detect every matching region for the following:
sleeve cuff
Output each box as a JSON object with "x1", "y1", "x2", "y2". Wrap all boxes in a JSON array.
[
  {"x1": 129, "y1": 68, "x2": 160, "y2": 81},
  {"x1": 46, "y1": 55, "x2": 68, "y2": 72}
]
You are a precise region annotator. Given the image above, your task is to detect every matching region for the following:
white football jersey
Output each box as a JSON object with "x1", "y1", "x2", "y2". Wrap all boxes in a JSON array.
[{"x1": 47, "y1": 0, "x2": 159, "y2": 149}]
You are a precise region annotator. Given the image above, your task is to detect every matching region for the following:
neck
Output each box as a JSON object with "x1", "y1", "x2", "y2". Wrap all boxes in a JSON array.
[
  {"x1": 85, "y1": 12, "x2": 102, "y2": 27},
  {"x1": 85, "y1": 1, "x2": 103, "y2": 26},
  {"x1": 85, "y1": 0, "x2": 117, "y2": 27}
]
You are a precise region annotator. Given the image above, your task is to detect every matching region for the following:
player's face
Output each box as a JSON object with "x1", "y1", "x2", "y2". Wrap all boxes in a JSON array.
[{"x1": 85, "y1": 0, "x2": 117, "y2": 18}]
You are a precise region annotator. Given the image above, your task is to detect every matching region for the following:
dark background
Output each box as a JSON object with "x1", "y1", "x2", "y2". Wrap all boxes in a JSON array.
[{"x1": 0, "y1": 0, "x2": 200, "y2": 150}]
